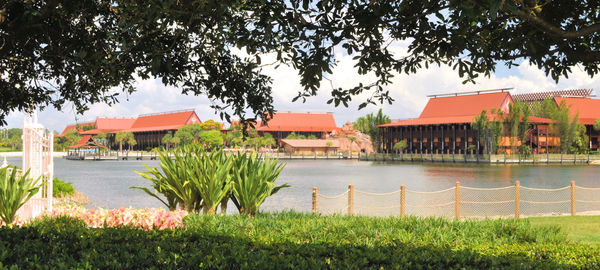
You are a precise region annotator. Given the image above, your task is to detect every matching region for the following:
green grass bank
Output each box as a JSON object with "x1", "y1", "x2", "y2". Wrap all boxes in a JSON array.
[
  {"x1": 529, "y1": 215, "x2": 600, "y2": 245},
  {"x1": 1, "y1": 213, "x2": 599, "y2": 269}
]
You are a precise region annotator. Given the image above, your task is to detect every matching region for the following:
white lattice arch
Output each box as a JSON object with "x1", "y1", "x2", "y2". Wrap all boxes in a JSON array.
[{"x1": 18, "y1": 111, "x2": 53, "y2": 219}]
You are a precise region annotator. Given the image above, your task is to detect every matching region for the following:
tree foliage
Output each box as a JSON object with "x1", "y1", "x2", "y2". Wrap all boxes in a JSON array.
[
  {"x1": 115, "y1": 131, "x2": 134, "y2": 152},
  {"x1": 505, "y1": 101, "x2": 531, "y2": 154},
  {"x1": 3, "y1": 1, "x2": 599, "y2": 125},
  {"x1": 393, "y1": 140, "x2": 407, "y2": 154},
  {"x1": 0, "y1": 128, "x2": 22, "y2": 150},
  {"x1": 532, "y1": 99, "x2": 584, "y2": 154},
  {"x1": 471, "y1": 109, "x2": 503, "y2": 155},
  {"x1": 198, "y1": 130, "x2": 224, "y2": 150},
  {"x1": 285, "y1": 132, "x2": 306, "y2": 140},
  {"x1": 56, "y1": 129, "x2": 81, "y2": 151},
  {"x1": 353, "y1": 109, "x2": 391, "y2": 151}
]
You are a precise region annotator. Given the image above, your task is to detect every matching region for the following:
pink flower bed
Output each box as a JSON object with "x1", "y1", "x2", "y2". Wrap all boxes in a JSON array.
[
  {"x1": 48, "y1": 206, "x2": 188, "y2": 230},
  {"x1": 0, "y1": 217, "x2": 25, "y2": 227}
]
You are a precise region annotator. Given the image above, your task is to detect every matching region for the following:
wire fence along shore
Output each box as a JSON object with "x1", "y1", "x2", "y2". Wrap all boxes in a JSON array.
[
  {"x1": 312, "y1": 181, "x2": 600, "y2": 219},
  {"x1": 359, "y1": 153, "x2": 600, "y2": 164}
]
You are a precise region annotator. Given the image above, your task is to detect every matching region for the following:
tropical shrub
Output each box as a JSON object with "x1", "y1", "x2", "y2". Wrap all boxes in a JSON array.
[
  {"x1": 230, "y1": 153, "x2": 289, "y2": 216},
  {"x1": 135, "y1": 147, "x2": 289, "y2": 215},
  {"x1": 53, "y1": 178, "x2": 75, "y2": 198},
  {"x1": 134, "y1": 148, "x2": 197, "y2": 211},
  {"x1": 0, "y1": 166, "x2": 40, "y2": 226},
  {"x1": 190, "y1": 150, "x2": 232, "y2": 214}
]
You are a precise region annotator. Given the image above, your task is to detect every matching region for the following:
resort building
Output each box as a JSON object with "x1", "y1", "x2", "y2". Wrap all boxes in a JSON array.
[
  {"x1": 378, "y1": 89, "x2": 559, "y2": 155},
  {"x1": 58, "y1": 109, "x2": 201, "y2": 151},
  {"x1": 123, "y1": 110, "x2": 200, "y2": 150},
  {"x1": 280, "y1": 139, "x2": 340, "y2": 155},
  {"x1": 553, "y1": 97, "x2": 600, "y2": 149},
  {"x1": 56, "y1": 122, "x2": 95, "y2": 137},
  {"x1": 514, "y1": 89, "x2": 600, "y2": 150},
  {"x1": 253, "y1": 111, "x2": 338, "y2": 142}
]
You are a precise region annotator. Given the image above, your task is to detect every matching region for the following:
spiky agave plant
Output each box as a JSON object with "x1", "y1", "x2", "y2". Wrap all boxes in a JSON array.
[
  {"x1": 134, "y1": 147, "x2": 202, "y2": 212},
  {"x1": 0, "y1": 166, "x2": 40, "y2": 226},
  {"x1": 231, "y1": 153, "x2": 289, "y2": 216}
]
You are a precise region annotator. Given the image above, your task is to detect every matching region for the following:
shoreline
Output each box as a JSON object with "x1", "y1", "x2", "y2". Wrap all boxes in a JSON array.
[{"x1": 0, "y1": 151, "x2": 66, "y2": 158}]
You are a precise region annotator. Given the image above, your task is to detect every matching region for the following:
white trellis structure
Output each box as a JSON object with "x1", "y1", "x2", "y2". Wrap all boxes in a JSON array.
[{"x1": 17, "y1": 111, "x2": 54, "y2": 219}]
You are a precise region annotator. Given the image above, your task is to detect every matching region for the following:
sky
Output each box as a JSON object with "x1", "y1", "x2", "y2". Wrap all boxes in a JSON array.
[{"x1": 3, "y1": 40, "x2": 599, "y2": 133}]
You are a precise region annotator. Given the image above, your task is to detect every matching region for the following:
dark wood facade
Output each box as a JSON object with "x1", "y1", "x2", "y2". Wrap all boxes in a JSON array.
[{"x1": 379, "y1": 123, "x2": 568, "y2": 155}]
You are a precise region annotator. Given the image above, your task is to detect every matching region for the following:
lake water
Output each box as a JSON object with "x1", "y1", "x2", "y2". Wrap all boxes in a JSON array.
[{"x1": 5, "y1": 157, "x2": 600, "y2": 212}]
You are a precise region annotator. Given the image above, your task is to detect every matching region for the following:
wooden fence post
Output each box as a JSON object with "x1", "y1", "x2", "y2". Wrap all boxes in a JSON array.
[
  {"x1": 571, "y1": 181, "x2": 576, "y2": 216},
  {"x1": 455, "y1": 181, "x2": 460, "y2": 220},
  {"x1": 348, "y1": 184, "x2": 354, "y2": 216},
  {"x1": 515, "y1": 181, "x2": 520, "y2": 219},
  {"x1": 400, "y1": 185, "x2": 406, "y2": 217},
  {"x1": 312, "y1": 187, "x2": 318, "y2": 215}
]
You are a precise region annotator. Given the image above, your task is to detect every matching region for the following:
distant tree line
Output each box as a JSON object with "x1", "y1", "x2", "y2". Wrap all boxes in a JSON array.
[{"x1": 0, "y1": 128, "x2": 23, "y2": 150}]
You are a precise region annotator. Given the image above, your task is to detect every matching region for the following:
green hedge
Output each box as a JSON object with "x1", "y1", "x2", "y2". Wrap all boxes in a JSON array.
[{"x1": 1, "y1": 213, "x2": 599, "y2": 269}]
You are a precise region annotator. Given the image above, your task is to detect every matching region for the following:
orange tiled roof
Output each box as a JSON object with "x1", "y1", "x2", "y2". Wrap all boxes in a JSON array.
[
  {"x1": 68, "y1": 135, "x2": 107, "y2": 149},
  {"x1": 256, "y1": 112, "x2": 337, "y2": 132},
  {"x1": 57, "y1": 122, "x2": 94, "y2": 137},
  {"x1": 554, "y1": 97, "x2": 600, "y2": 125},
  {"x1": 378, "y1": 92, "x2": 555, "y2": 128},
  {"x1": 80, "y1": 117, "x2": 136, "y2": 135},
  {"x1": 125, "y1": 110, "x2": 200, "y2": 133},
  {"x1": 281, "y1": 139, "x2": 340, "y2": 148},
  {"x1": 419, "y1": 92, "x2": 512, "y2": 118}
]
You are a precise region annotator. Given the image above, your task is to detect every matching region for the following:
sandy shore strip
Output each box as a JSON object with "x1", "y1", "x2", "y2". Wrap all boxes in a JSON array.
[{"x1": 0, "y1": 152, "x2": 66, "y2": 157}]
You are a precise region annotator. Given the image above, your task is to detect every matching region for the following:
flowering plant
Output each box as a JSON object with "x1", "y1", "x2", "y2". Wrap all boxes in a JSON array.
[{"x1": 48, "y1": 206, "x2": 188, "y2": 230}]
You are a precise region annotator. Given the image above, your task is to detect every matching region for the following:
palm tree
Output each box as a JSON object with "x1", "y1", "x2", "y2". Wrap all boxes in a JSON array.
[
  {"x1": 127, "y1": 132, "x2": 137, "y2": 151},
  {"x1": 162, "y1": 134, "x2": 173, "y2": 151},
  {"x1": 353, "y1": 109, "x2": 391, "y2": 152},
  {"x1": 115, "y1": 131, "x2": 127, "y2": 153}
]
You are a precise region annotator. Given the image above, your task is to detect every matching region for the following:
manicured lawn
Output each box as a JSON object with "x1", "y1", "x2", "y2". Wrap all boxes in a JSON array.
[{"x1": 528, "y1": 215, "x2": 600, "y2": 245}]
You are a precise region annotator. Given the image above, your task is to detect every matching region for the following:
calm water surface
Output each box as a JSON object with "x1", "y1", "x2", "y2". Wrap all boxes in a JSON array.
[{"x1": 5, "y1": 157, "x2": 600, "y2": 212}]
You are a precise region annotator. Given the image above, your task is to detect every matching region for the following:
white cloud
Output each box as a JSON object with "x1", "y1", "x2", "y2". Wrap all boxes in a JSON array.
[{"x1": 4, "y1": 41, "x2": 600, "y2": 132}]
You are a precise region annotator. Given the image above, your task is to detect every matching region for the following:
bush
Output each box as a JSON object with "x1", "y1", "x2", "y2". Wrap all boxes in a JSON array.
[
  {"x1": 134, "y1": 147, "x2": 289, "y2": 215},
  {"x1": 0, "y1": 214, "x2": 598, "y2": 269},
  {"x1": 53, "y1": 178, "x2": 75, "y2": 198},
  {"x1": 0, "y1": 166, "x2": 40, "y2": 226}
]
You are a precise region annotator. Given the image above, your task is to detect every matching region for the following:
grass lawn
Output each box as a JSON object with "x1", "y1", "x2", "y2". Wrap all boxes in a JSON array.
[
  {"x1": 528, "y1": 215, "x2": 600, "y2": 245},
  {"x1": 0, "y1": 146, "x2": 19, "y2": 152}
]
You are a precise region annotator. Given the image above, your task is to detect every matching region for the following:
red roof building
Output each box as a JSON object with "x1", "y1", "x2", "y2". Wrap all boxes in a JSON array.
[
  {"x1": 381, "y1": 91, "x2": 515, "y2": 128},
  {"x1": 69, "y1": 135, "x2": 107, "y2": 149},
  {"x1": 125, "y1": 110, "x2": 199, "y2": 133},
  {"x1": 553, "y1": 97, "x2": 600, "y2": 149},
  {"x1": 224, "y1": 112, "x2": 339, "y2": 147},
  {"x1": 57, "y1": 122, "x2": 95, "y2": 137},
  {"x1": 58, "y1": 110, "x2": 201, "y2": 151},
  {"x1": 553, "y1": 97, "x2": 600, "y2": 125},
  {"x1": 378, "y1": 89, "x2": 558, "y2": 155},
  {"x1": 255, "y1": 112, "x2": 337, "y2": 132},
  {"x1": 79, "y1": 118, "x2": 136, "y2": 135}
]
